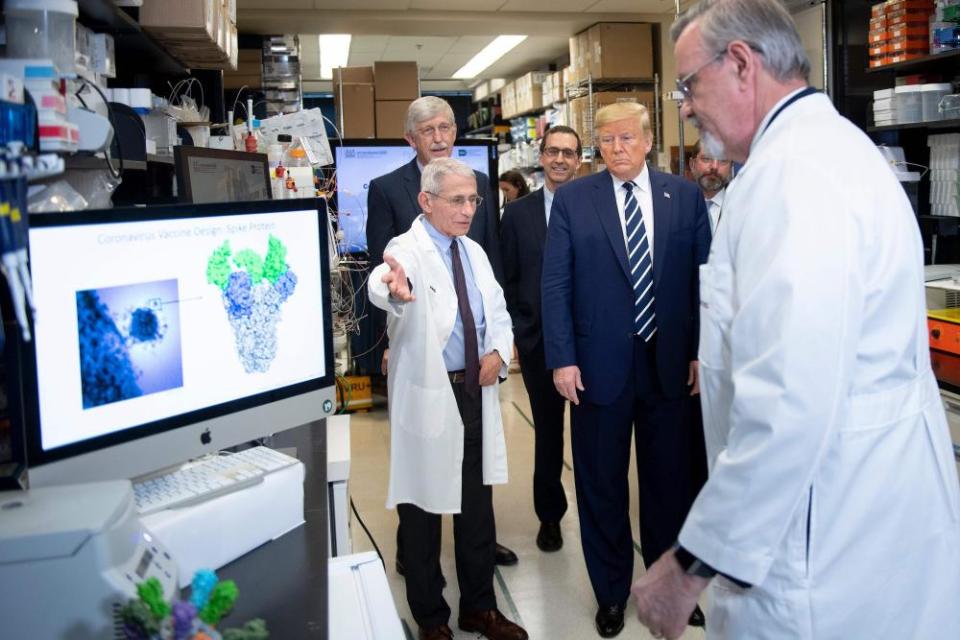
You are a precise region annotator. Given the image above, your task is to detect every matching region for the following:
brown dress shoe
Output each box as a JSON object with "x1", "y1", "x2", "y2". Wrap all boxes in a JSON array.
[
  {"x1": 418, "y1": 623, "x2": 453, "y2": 640},
  {"x1": 458, "y1": 609, "x2": 528, "y2": 640}
]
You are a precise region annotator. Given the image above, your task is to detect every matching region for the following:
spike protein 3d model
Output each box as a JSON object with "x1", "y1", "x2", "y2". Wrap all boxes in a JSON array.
[{"x1": 207, "y1": 235, "x2": 298, "y2": 373}]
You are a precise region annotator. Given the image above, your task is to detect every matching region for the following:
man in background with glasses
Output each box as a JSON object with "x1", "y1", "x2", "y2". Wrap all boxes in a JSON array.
[
  {"x1": 688, "y1": 138, "x2": 732, "y2": 234},
  {"x1": 366, "y1": 96, "x2": 519, "y2": 573},
  {"x1": 500, "y1": 125, "x2": 582, "y2": 555},
  {"x1": 630, "y1": 1, "x2": 960, "y2": 639},
  {"x1": 369, "y1": 158, "x2": 527, "y2": 640},
  {"x1": 541, "y1": 102, "x2": 710, "y2": 637}
]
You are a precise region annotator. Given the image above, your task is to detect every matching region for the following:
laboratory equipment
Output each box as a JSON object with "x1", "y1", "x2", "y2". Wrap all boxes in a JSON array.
[
  {"x1": 3, "y1": 0, "x2": 78, "y2": 75},
  {"x1": 173, "y1": 146, "x2": 271, "y2": 204}
]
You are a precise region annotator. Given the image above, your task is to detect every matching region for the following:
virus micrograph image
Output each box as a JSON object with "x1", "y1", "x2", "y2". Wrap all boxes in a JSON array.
[
  {"x1": 207, "y1": 234, "x2": 298, "y2": 373},
  {"x1": 76, "y1": 279, "x2": 184, "y2": 409}
]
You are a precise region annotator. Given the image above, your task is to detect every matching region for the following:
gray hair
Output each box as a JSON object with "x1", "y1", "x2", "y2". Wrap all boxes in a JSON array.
[
  {"x1": 405, "y1": 96, "x2": 456, "y2": 136},
  {"x1": 421, "y1": 157, "x2": 475, "y2": 195},
  {"x1": 670, "y1": 0, "x2": 810, "y2": 82}
]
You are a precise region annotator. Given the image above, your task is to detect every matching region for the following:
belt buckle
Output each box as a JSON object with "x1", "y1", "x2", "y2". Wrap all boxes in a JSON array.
[{"x1": 448, "y1": 370, "x2": 465, "y2": 383}]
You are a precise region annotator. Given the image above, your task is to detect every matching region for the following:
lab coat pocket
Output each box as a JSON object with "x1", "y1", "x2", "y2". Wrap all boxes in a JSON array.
[
  {"x1": 698, "y1": 262, "x2": 733, "y2": 369},
  {"x1": 392, "y1": 376, "x2": 457, "y2": 440}
]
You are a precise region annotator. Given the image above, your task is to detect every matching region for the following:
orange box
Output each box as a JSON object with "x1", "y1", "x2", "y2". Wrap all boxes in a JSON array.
[
  {"x1": 885, "y1": 0, "x2": 934, "y2": 12},
  {"x1": 888, "y1": 51, "x2": 925, "y2": 63},
  {"x1": 871, "y1": 1, "x2": 888, "y2": 18},
  {"x1": 889, "y1": 24, "x2": 927, "y2": 39},
  {"x1": 887, "y1": 8, "x2": 933, "y2": 24},
  {"x1": 869, "y1": 55, "x2": 892, "y2": 68},
  {"x1": 870, "y1": 15, "x2": 888, "y2": 30},
  {"x1": 870, "y1": 43, "x2": 889, "y2": 56},
  {"x1": 888, "y1": 36, "x2": 928, "y2": 52},
  {"x1": 869, "y1": 29, "x2": 890, "y2": 44}
]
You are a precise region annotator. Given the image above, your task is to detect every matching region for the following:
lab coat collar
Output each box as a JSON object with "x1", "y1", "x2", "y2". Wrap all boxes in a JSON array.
[{"x1": 749, "y1": 87, "x2": 810, "y2": 156}]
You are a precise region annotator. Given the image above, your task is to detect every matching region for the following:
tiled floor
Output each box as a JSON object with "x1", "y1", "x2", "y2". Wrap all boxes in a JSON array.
[{"x1": 346, "y1": 373, "x2": 707, "y2": 640}]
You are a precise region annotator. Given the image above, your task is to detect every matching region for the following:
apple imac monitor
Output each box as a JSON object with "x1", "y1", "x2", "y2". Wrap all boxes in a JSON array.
[
  {"x1": 330, "y1": 138, "x2": 498, "y2": 254},
  {"x1": 21, "y1": 198, "x2": 336, "y2": 487},
  {"x1": 174, "y1": 147, "x2": 272, "y2": 204}
]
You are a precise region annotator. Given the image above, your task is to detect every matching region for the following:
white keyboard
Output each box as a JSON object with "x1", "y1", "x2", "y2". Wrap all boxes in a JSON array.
[{"x1": 133, "y1": 446, "x2": 299, "y2": 516}]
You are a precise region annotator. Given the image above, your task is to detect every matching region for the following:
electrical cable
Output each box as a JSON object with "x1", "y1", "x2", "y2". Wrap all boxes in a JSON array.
[{"x1": 350, "y1": 497, "x2": 385, "y2": 568}]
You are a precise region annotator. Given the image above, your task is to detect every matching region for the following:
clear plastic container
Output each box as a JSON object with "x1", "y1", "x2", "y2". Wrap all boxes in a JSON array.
[
  {"x1": 894, "y1": 85, "x2": 924, "y2": 123},
  {"x1": 940, "y1": 94, "x2": 960, "y2": 120},
  {"x1": 4, "y1": 0, "x2": 78, "y2": 75},
  {"x1": 921, "y1": 83, "x2": 953, "y2": 121}
]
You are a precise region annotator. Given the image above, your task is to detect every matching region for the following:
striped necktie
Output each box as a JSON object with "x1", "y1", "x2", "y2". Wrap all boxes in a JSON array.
[{"x1": 623, "y1": 181, "x2": 656, "y2": 341}]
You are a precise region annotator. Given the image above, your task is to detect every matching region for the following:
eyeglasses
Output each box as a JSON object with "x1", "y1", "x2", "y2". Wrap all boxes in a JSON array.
[
  {"x1": 677, "y1": 51, "x2": 726, "y2": 100},
  {"x1": 426, "y1": 192, "x2": 483, "y2": 209},
  {"x1": 416, "y1": 122, "x2": 455, "y2": 138},
  {"x1": 542, "y1": 146, "x2": 579, "y2": 160},
  {"x1": 597, "y1": 133, "x2": 640, "y2": 148}
]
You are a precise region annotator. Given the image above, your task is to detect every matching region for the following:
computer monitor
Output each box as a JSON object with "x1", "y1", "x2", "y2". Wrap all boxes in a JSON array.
[
  {"x1": 21, "y1": 198, "x2": 336, "y2": 487},
  {"x1": 330, "y1": 138, "x2": 498, "y2": 254},
  {"x1": 174, "y1": 147, "x2": 272, "y2": 204}
]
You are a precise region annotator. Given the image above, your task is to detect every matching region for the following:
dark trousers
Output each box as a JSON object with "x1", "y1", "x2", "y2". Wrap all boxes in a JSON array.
[
  {"x1": 571, "y1": 337, "x2": 695, "y2": 608},
  {"x1": 518, "y1": 345, "x2": 568, "y2": 524},
  {"x1": 397, "y1": 381, "x2": 497, "y2": 628}
]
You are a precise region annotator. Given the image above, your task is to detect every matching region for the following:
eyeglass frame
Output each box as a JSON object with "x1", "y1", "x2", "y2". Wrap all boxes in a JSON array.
[
  {"x1": 693, "y1": 154, "x2": 732, "y2": 166},
  {"x1": 676, "y1": 50, "x2": 727, "y2": 101},
  {"x1": 425, "y1": 191, "x2": 484, "y2": 209},
  {"x1": 415, "y1": 122, "x2": 456, "y2": 138},
  {"x1": 541, "y1": 146, "x2": 580, "y2": 160}
]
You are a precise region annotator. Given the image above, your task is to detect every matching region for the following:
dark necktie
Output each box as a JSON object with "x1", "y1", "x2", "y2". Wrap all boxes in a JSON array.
[
  {"x1": 623, "y1": 181, "x2": 657, "y2": 341},
  {"x1": 450, "y1": 238, "x2": 481, "y2": 397}
]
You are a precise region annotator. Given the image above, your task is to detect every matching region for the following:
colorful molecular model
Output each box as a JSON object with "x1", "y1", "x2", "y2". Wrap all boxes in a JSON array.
[{"x1": 206, "y1": 235, "x2": 298, "y2": 373}]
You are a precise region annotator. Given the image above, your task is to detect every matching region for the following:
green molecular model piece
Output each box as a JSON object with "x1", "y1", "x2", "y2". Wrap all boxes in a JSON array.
[
  {"x1": 199, "y1": 579, "x2": 239, "y2": 625},
  {"x1": 138, "y1": 577, "x2": 172, "y2": 621},
  {"x1": 233, "y1": 248, "x2": 264, "y2": 284},
  {"x1": 207, "y1": 241, "x2": 233, "y2": 290},
  {"x1": 262, "y1": 235, "x2": 288, "y2": 284}
]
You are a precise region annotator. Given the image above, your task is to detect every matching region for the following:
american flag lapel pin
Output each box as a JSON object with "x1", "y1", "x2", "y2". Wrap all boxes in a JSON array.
[{"x1": 664, "y1": 192, "x2": 671, "y2": 199}]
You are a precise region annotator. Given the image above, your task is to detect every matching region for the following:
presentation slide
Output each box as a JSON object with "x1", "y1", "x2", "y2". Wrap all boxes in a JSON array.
[
  {"x1": 28, "y1": 208, "x2": 327, "y2": 452},
  {"x1": 335, "y1": 144, "x2": 491, "y2": 254}
]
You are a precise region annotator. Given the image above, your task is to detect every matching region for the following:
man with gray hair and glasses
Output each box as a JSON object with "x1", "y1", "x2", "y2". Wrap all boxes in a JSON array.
[
  {"x1": 630, "y1": 1, "x2": 960, "y2": 638},
  {"x1": 366, "y1": 96, "x2": 518, "y2": 572},
  {"x1": 369, "y1": 158, "x2": 526, "y2": 640}
]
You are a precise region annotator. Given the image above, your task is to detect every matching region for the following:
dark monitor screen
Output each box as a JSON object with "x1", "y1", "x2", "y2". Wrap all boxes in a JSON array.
[
  {"x1": 22, "y1": 198, "x2": 336, "y2": 486},
  {"x1": 330, "y1": 138, "x2": 498, "y2": 254},
  {"x1": 175, "y1": 146, "x2": 272, "y2": 204}
]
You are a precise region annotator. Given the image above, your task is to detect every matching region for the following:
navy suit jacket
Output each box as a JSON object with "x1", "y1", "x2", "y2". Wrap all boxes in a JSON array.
[
  {"x1": 541, "y1": 168, "x2": 711, "y2": 405},
  {"x1": 366, "y1": 157, "x2": 503, "y2": 281},
  {"x1": 500, "y1": 188, "x2": 548, "y2": 356}
]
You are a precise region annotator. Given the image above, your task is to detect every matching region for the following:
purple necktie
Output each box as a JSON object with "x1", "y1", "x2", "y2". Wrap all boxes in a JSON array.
[{"x1": 450, "y1": 239, "x2": 480, "y2": 397}]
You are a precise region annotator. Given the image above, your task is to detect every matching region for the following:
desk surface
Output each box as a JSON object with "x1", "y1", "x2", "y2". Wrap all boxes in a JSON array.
[{"x1": 200, "y1": 421, "x2": 329, "y2": 637}]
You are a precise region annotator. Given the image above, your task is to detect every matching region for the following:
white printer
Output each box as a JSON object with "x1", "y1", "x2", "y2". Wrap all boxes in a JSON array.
[{"x1": 0, "y1": 480, "x2": 178, "y2": 638}]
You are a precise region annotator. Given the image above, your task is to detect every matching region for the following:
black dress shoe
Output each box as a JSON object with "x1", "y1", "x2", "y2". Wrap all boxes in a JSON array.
[
  {"x1": 536, "y1": 522, "x2": 563, "y2": 552},
  {"x1": 595, "y1": 604, "x2": 625, "y2": 638},
  {"x1": 688, "y1": 604, "x2": 705, "y2": 627},
  {"x1": 495, "y1": 542, "x2": 518, "y2": 566}
]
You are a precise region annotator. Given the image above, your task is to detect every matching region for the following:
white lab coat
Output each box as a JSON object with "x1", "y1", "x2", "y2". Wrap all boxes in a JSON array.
[
  {"x1": 368, "y1": 216, "x2": 512, "y2": 514},
  {"x1": 681, "y1": 91, "x2": 960, "y2": 638}
]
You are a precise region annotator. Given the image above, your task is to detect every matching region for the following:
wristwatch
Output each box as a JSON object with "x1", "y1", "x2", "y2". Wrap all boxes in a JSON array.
[{"x1": 673, "y1": 544, "x2": 718, "y2": 579}]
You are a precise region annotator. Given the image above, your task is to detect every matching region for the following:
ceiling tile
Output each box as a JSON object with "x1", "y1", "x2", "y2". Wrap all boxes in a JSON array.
[
  {"x1": 408, "y1": 0, "x2": 488, "y2": 10},
  {"x1": 587, "y1": 0, "x2": 675, "y2": 12},
  {"x1": 314, "y1": 0, "x2": 411, "y2": 7},
  {"x1": 239, "y1": 0, "x2": 313, "y2": 7},
  {"x1": 497, "y1": 0, "x2": 596, "y2": 11}
]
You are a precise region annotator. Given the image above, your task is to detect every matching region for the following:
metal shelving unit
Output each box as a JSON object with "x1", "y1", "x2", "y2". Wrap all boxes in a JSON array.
[{"x1": 262, "y1": 36, "x2": 302, "y2": 116}]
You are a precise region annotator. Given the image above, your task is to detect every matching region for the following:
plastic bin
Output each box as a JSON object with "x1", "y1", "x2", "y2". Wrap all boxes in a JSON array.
[
  {"x1": 3, "y1": 0, "x2": 78, "y2": 75},
  {"x1": 921, "y1": 84, "x2": 952, "y2": 121},
  {"x1": 895, "y1": 85, "x2": 924, "y2": 123},
  {"x1": 941, "y1": 94, "x2": 960, "y2": 120}
]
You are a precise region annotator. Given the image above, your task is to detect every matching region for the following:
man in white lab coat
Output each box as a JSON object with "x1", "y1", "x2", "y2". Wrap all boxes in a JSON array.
[
  {"x1": 368, "y1": 158, "x2": 526, "y2": 640},
  {"x1": 630, "y1": 1, "x2": 960, "y2": 639}
]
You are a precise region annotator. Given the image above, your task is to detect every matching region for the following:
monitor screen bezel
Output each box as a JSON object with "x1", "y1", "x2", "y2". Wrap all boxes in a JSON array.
[
  {"x1": 174, "y1": 146, "x2": 272, "y2": 204},
  {"x1": 20, "y1": 198, "x2": 336, "y2": 473},
  {"x1": 328, "y1": 137, "x2": 499, "y2": 256}
]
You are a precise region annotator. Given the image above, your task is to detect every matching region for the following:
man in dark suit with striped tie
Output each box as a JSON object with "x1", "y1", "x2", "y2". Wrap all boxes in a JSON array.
[{"x1": 541, "y1": 102, "x2": 711, "y2": 638}]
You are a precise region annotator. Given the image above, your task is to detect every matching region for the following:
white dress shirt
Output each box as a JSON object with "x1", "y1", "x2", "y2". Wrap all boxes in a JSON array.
[
  {"x1": 544, "y1": 184, "x2": 555, "y2": 225},
  {"x1": 706, "y1": 187, "x2": 725, "y2": 236},
  {"x1": 611, "y1": 163, "x2": 655, "y2": 258}
]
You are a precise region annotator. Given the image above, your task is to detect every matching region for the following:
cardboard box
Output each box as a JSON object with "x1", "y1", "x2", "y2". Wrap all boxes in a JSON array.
[
  {"x1": 140, "y1": 0, "x2": 217, "y2": 37},
  {"x1": 570, "y1": 90, "x2": 656, "y2": 146},
  {"x1": 513, "y1": 71, "x2": 548, "y2": 114},
  {"x1": 586, "y1": 23, "x2": 654, "y2": 80},
  {"x1": 577, "y1": 31, "x2": 590, "y2": 83},
  {"x1": 334, "y1": 66, "x2": 375, "y2": 85},
  {"x1": 568, "y1": 36, "x2": 580, "y2": 86},
  {"x1": 374, "y1": 61, "x2": 419, "y2": 100},
  {"x1": 335, "y1": 84, "x2": 376, "y2": 138},
  {"x1": 376, "y1": 100, "x2": 414, "y2": 138},
  {"x1": 500, "y1": 81, "x2": 517, "y2": 118}
]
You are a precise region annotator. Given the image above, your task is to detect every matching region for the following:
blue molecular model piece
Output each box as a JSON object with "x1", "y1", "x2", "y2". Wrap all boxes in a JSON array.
[{"x1": 129, "y1": 307, "x2": 161, "y2": 342}]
